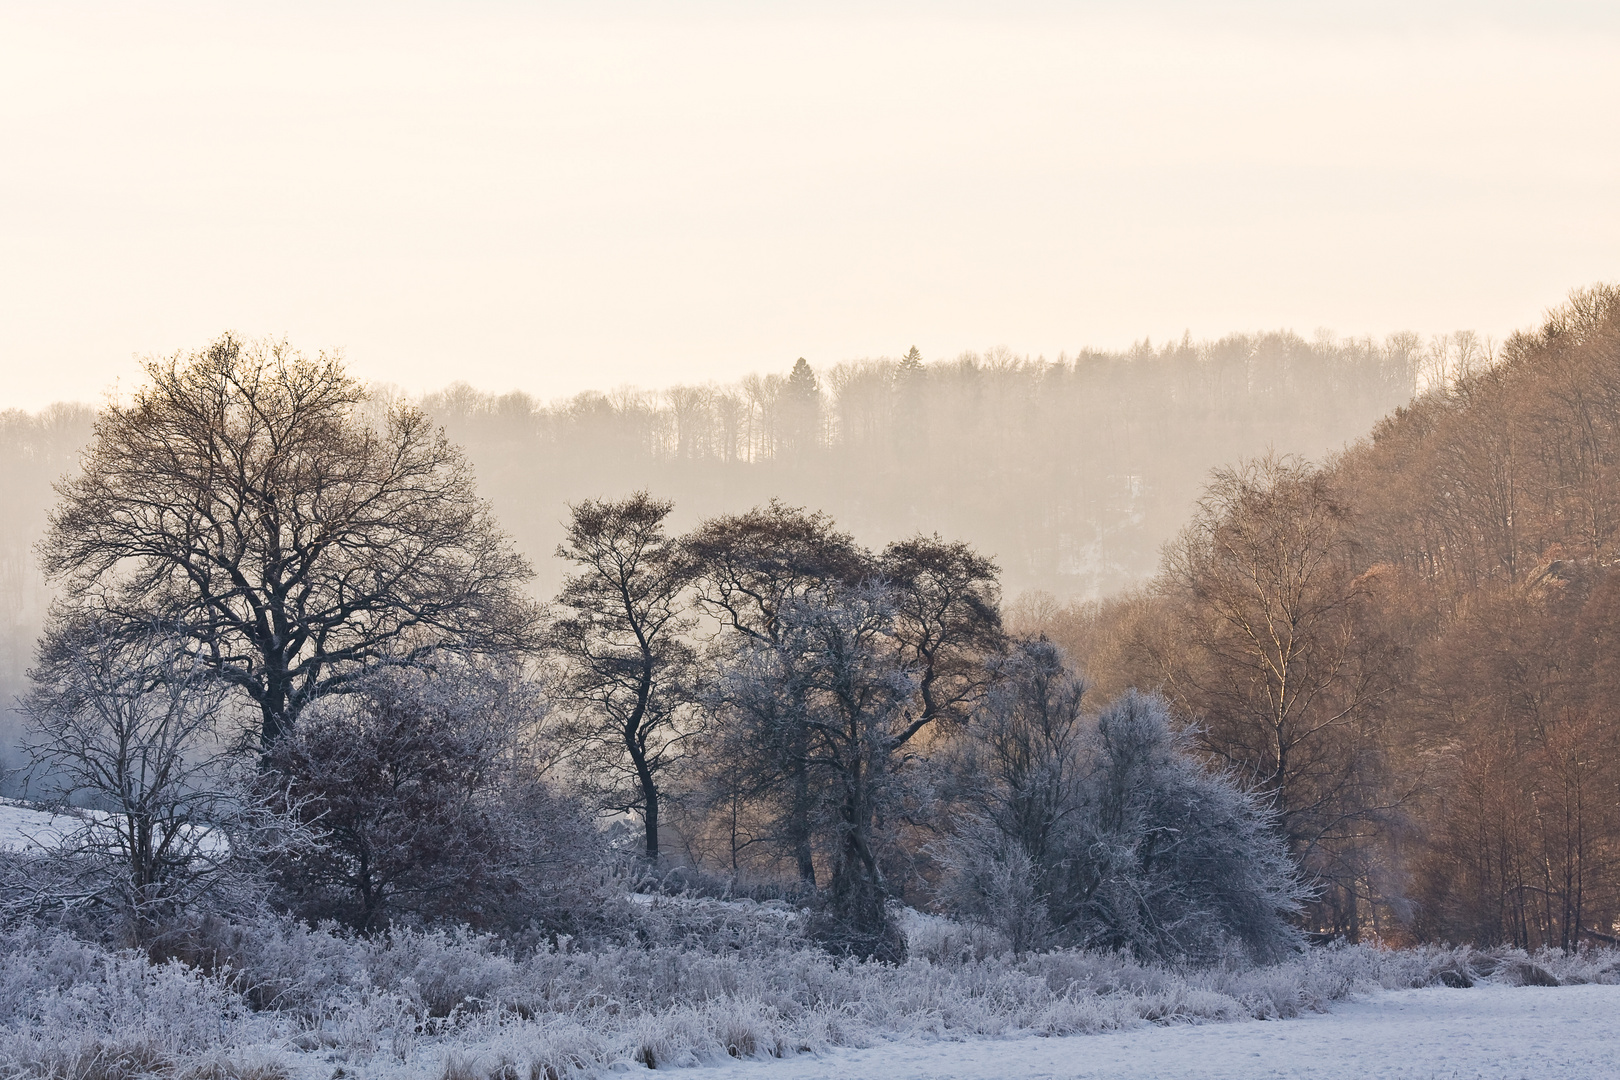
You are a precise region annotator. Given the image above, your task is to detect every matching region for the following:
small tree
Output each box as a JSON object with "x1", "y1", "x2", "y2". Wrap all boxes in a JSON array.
[
  {"x1": 935, "y1": 638, "x2": 1087, "y2": 953},
  {"x1": 15, "y1": 614, "x2": 297, "y2": 943},
  {"x1": 40, "y1": 334, "x2": 540, "y2": 748},
  {"x1": 552, "y1": 493, "x2": 694, "y2": 862},
  {"x1": 264, "y1": 662, "x2": 599, "y2": 933}
]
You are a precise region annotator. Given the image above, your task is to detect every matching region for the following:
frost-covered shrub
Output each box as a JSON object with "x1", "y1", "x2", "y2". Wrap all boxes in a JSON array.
[
  {"x1": 938, "y1": 661, "x2": 1308, "y2": 964},
  {"x1": 0, "y1": 924, "x2": 277, "y2": 1079},
  {"x1": 2, "y1": 909, "x2": 1616, "y2": 1080},
  {"x1": 263, "y1": 664, "x2": 604, "y2": 935},
  {"x1": 900, "y1": 907, "x2": 1010, "y2": 965},
  {"x1": 619, "y1": 893, "x2": 807, "y2": 953},
  {"x1": 934, "y1": 825, "x2": 1050, "y2": 956},
  {"x1": 11, "y1": 622, "x2": 302, "y2": 949},
  {"x1": 1078, "y1": 692, "x2": 1308, "y2": 962}
]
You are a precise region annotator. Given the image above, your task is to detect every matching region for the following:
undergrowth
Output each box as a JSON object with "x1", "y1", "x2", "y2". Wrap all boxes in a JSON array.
[{"x1": 0, "y1": 897, "x2": 1615, "y2": 1080}]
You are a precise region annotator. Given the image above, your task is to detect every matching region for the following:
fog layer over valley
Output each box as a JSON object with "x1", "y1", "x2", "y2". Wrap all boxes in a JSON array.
[
  {"x1": 424, "y1": 333, "x2": 1426, "y2": 603},
  {"x1": 0, "y1": 330, "x2": 1431, "y2": 762}
]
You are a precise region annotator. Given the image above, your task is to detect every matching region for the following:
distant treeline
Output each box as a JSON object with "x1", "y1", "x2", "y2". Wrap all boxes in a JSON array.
[{"x1": 423, "y1": 331, "x2": 1434, "y2": 602}]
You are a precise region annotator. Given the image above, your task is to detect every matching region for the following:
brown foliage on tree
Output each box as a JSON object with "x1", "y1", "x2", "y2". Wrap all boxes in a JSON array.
[
  {"x1": 1064, "y1": 284, "x2": 1620, "y2": 946},
  {"x1": 1149, "y1": 455, "x2": 1408, "y2": 935}
]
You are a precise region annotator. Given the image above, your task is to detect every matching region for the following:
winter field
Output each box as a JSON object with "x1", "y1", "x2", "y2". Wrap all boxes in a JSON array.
[
  {"x1": 2, "y1": 890, "x2": 1616, "y2": 1080},
  {"x1": 0, "y1": 801, "x2": 79, "y2": 853},
  {"x1": 4, "y1": 793, "x2": 1616, "y2": 1080},
  {"x1": 675, "y1": 986, "x2": 1620, "y2": 1080}
]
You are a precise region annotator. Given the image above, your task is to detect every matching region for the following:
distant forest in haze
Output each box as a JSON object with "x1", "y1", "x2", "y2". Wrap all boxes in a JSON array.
[
  {"x1": 422, "y1": 330, "x2": 1439, "y2": 600},
  {"x1": 0, "y1": 328, "x2": 1448, "y2": 764}
]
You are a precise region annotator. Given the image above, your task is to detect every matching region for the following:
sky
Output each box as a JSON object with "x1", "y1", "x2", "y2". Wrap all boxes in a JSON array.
[{"x1": 1, "y1": 1, "x2": 1617, "y2": 411}]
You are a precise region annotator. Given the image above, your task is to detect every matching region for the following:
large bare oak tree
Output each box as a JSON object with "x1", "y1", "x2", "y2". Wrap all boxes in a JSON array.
[{"x1": 40, "y1": 334, "x2": 540, "y2": 748}]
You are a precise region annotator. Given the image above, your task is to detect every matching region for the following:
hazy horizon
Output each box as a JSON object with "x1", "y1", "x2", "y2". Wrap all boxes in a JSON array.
[{"x1": 3, "y1": 1, "x2": 1616, "y2": 410}]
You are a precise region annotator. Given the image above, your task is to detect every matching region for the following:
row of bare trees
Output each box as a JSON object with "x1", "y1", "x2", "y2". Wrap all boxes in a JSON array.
[
  {"x1": 545, "y1": 495, "x2": 1001, "y2": 957},
  {"x1": 1026, "y1": 285, "x2": 1620, "y2": 948},
  {"x1": 14, "y1": 335, "x2": 1306, "y2": 962}
]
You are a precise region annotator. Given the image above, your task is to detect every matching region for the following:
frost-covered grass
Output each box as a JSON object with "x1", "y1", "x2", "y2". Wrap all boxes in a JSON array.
[{"x1": 1, "y1": 897, "x2": 1616, "y2": 1080}]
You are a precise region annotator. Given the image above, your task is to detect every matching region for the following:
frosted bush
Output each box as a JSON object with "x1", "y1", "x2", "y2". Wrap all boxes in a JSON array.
[
  {"x1": 0, "y1": 926, "x2": 281, "y2": 1080},
  {"x1": 0, "y1": 911, "x2": 1616, "y2": 1080}
]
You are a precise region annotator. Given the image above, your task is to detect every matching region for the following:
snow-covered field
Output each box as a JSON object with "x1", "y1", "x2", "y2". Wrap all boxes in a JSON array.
[
  {"x1": 0, "y1": 799, "x2": 78, "y2": 851},
  {"x1": 1, "y1": 906, "x2": 1616, "y2": 1080},
  {"x1": 675, "y1": 985, "x2": 1620, "y2": 1080}
]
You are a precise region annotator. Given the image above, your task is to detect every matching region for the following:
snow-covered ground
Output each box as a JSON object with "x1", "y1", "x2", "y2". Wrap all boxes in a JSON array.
[
  {"x1": 0, "y1": 798, "x2": 79, "y2": 851},
  {"x1": 0, "y1": 796, "x2": 227, "y2": 855},
  {"x1": 675, "y1": 986, "x2": 1620, "y2": 1080}
]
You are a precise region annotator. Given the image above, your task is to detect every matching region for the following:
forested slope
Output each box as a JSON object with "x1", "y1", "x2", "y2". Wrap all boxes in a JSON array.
[
  {"x1": 423, "y1": 332, "x2": 1424, "y2": 601},
  {"x1": 1025, "y1": 286, "x2": 1620, "y2": 948}
]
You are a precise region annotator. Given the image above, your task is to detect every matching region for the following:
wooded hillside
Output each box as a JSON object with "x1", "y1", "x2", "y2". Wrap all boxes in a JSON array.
[{"x1": 1025, "y1": 285, "x2": 1620, "y2": 948}]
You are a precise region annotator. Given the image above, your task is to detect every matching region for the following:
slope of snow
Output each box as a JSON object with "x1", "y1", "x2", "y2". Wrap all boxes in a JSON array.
[
  {"x1": 0, "y1": 799, "x2": 80, "y2": 851},
  {"x1": 674, "y1": 985, "x2": 1620, "y2": 1080},
  {"x1": 0, "y1": 797, "x2": 228, "y2": 855}
]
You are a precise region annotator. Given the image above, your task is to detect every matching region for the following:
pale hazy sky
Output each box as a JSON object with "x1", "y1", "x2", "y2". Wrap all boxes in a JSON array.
[{"x1": 2, "y1": 2, "x2": 1617, "y2": 411}]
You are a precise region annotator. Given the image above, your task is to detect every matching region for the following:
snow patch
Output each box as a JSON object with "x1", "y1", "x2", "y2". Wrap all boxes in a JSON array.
[{"x1": 0, "y1": 799, "x2": 82, "y2": 852}]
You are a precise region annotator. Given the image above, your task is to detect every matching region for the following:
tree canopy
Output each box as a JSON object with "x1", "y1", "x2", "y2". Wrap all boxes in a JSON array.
[{"x1": 40, "y1": 334, "x2": 540, "y2": 747}]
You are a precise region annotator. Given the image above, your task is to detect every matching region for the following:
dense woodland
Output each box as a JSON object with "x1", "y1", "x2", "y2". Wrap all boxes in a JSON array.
[{"x1": 1025, "y1": 285, "x2": 1620, "y2": 950}]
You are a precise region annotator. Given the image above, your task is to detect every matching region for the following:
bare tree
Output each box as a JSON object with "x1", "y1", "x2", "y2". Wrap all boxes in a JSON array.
[
  {"x1": 551, "y1": 493, "x2": 694, "y2": 862},
  {"x1": 686, "y1": 520, "x2": 1002, "y2": 897},
  {"x1": 710, "y1": 585, "x2": 916, "y2": 960},
  {"x1": 40, "y1": 334, "x2": 540, "y2": 748},
  {"x1": 685, "y1": 501, "x2": 870, "y2": 882},
  {"x1": 14, "y1": 614, "x2": 302, "y2": 942},
  {"x1": 1156, "y1": 454, "x2": 1402, "y2": 930}
]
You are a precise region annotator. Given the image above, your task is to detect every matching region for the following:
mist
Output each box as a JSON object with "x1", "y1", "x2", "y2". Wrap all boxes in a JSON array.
[{"x1": 0, "y1": 327, "x2": 1440, "y2": 774}]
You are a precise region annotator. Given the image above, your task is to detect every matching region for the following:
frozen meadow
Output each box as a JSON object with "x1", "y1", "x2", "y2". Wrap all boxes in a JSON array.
[
  {"x1": 674, "y1": 986, "x2": 1620, "y2": 1080},
  {"x1": 1, "y1": 794, "x2": 1614, "y2": 1079},
  {"x1": 1, "y1": 890, "x2": 1616, "y2": 1080}
]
